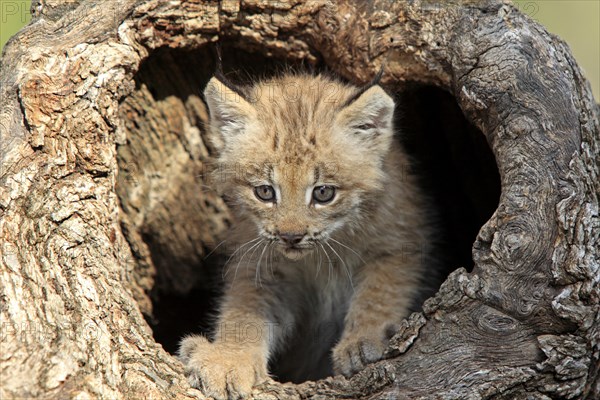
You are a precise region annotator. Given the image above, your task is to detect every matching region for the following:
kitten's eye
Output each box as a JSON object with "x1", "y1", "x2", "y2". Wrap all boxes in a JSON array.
[
  {"x1": 354, "y1": 123, "x2": 377, "y2": 131},
  {"x1": 313, "y1": 186, "x2": 336, "y2": 204},
  {"x1": 254, "y1": 185, "x2": 276, "y2": 202}
]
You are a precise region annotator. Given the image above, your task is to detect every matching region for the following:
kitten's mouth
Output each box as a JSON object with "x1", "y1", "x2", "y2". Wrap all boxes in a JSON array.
[{"x1": 278, "y1": 245, "x2": 312, "y2": 261}]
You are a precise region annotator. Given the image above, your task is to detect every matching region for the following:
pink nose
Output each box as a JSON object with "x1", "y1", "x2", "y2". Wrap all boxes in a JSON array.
[{"x1": 279, "y1": 233, "x2": 305, "y2": 245}]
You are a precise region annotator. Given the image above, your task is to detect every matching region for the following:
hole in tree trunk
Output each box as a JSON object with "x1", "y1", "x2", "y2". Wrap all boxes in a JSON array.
[
  {"x1": 116, "y1": 44, "x2": 500, "y2": 384},
  {"x1": 395, "y1": 85, "x2": 501, "y2": 282}
]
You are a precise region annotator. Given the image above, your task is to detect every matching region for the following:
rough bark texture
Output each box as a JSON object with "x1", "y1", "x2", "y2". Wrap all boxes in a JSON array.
[{"x1": 1, "y1": 0, "x2": 598, "y2": 399}]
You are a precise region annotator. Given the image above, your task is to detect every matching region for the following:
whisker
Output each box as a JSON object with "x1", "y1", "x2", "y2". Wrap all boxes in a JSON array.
[
  {"x1": 268, "y1": 241, "x2": 276, "y2": 279},
  {"x1": 231, "y1": 238, "x2": 264, "y2": 282},
  {"x1": 223, "y1": 237, "x2": 261, "y2": 279},
  {"x1": 328, "y1": 237, "x2": 367, "y2": 265},
  {"x1": 315, "y1": 243, "x2": 323, "y2": 279},
  {"x1": 255, "y1": 241, "x2": 269, "y2": 288},
  {"x1": 325, "y1": 241, "x2": 354, "y2": 290},
  {"x1": 204, "y1": 239, "x2": 227, "y2": 260},
  {"x1": 245, "y1": 238, "x2": 265, "y2": 270},
  {"x1": 318, "y1": 242, "x2": 333, "y2": 285},
  {"x1": 225, "y1": 237, "x2": 261, "y2": 265}
]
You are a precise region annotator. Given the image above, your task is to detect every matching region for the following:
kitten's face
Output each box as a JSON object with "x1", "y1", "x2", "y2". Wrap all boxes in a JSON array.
[{"x1": 205, "y1": 74, "x2": 395, "y2": 260}]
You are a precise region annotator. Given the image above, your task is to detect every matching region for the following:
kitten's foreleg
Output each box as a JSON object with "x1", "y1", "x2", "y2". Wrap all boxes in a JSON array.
[
  {"x1": 332, "y1": 253, "x2": 422, "y2": 377},
  {"x1": 179, "y1": 279, "x2": 287, "y2": 399}
]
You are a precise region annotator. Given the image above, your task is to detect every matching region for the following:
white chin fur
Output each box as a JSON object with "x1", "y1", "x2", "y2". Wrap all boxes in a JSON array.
[{"x1": 279, "y1": 247, "x2": 310, "y2": 261}]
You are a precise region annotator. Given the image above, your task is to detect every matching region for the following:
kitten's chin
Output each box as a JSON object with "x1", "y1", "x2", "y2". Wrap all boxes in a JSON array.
[{"x1": 279, "y1": 247, "x2": 311, "y2": 261}]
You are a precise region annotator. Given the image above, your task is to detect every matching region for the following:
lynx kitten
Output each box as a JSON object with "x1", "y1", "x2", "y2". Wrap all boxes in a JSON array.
[{"x1": 179, "y1": 73, "x2": 430, "y2": 399}]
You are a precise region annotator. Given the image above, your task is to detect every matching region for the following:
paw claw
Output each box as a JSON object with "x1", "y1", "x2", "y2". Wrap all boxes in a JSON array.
[
  {"x1": 332, "y1": 330, "x2": 388, "y2": 377},
  {"x1": 178, "y1": 335, "x2": 267, "y2": 399}
]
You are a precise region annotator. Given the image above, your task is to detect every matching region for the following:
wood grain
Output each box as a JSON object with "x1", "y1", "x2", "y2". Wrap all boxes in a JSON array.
[{"x1": 0, "y1": 0, "x2": 597, "y2": 398}]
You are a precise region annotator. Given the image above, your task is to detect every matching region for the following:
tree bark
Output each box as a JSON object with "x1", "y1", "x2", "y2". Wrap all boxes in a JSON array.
[{"x1": 1, "y1": 0, "x2": 598, "y2": 399}]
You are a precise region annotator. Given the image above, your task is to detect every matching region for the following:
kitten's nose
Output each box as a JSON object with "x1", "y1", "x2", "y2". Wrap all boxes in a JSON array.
[{"x1": 279, "y1": 232, "x2": 305, "y2": 246}]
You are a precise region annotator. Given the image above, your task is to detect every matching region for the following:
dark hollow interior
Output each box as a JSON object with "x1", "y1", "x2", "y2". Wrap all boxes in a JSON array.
[{"x1": 123, "y1": 44, "x2": 501, "y2": 383}]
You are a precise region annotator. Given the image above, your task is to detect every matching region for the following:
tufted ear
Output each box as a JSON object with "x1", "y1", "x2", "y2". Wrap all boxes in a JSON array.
[
  {"x1": 335, "y1": 85, "x2": 395, "y2": 140},
  {"x1": 204, "y1": 77, "x2": 256, "y2": 146}
]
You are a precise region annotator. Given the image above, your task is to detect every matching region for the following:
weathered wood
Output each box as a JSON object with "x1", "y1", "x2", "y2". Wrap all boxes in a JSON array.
[{"x1": 1, "y1": 0, "x2": 598, "y2": 399}]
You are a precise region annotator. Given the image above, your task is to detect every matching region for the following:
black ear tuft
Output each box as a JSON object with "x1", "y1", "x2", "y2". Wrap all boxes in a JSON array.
[
  {"x1": 212, "y1": 43, "x2": 253, "y2": 102},
  {"x1": 343, "y1": 66, "x2": 386, "y2": 108},
  {"x1": 214, "y1": 70, "x2": 253, "y2": 102}
]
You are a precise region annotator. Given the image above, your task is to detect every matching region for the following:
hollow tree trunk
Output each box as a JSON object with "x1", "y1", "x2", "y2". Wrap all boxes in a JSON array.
[{"x1": 1, "y1": 0, "x2": 598, "y2": 399}]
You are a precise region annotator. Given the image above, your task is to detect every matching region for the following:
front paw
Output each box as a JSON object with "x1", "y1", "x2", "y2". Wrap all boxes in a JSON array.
[
  {"x1": 179, "y1": 335, "x2": 268, "y2": 399},
  {"x1": 332, "y1": 327, "x2": 393, "y2": 377}
]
